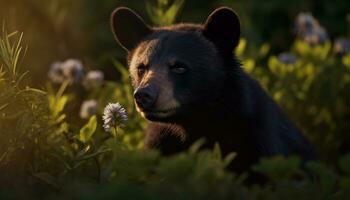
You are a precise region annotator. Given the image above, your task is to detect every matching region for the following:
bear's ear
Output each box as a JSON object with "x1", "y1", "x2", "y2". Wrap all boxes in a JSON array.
[
  {"x1": 111, "y1": 7, "x2": 152, "y2": 51},
  {"x1": 203, "y1": 7, "x2": 240, "y2": 56}
]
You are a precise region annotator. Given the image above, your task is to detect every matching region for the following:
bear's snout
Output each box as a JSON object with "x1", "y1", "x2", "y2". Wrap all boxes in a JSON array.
[{"x1": 134, "y1": 85, "x2": 158, "y2": 111}]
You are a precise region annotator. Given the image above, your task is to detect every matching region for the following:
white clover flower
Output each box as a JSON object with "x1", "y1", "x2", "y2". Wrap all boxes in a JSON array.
[
  {"x1": 48, "y1": 59, "x2": 85, "y2": 84},
  {"x1": 296, "y1": 12, "x2": 317, "y2": 34},
  {"x1": 61, "y1": 59, "x2": 85, "y2": 84},
  {"x1": 83, "y1": 70, "x2": 104, "y2": 89},
  {"x1": 80, "y1": 99, "x2": 98, "y2": 119},
  {"x1": 48, "y1": 61, "x2": 65, "y2": 83},
  {"x1": 296, "y1": 12, "x2": 328, "y2": 45},
  {"x1": 102, "y1": 103, "x2": 128, "y2": 132}
]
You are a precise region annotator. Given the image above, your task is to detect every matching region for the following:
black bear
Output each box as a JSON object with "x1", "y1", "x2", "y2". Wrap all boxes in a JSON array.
[{"x1": 110, "y1": 7, "x2": 315, "y2": 173}]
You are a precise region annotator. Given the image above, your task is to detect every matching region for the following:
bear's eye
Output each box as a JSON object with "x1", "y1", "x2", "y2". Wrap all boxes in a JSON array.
[
  {"x1": 170, "y1": 63, "x2": 188, "y2": 74},
  {"x1": 137, "y1": 64, "x2": 147, "y2": 76}
]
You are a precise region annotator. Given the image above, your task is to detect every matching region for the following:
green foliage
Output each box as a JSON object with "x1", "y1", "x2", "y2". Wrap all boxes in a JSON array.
[
  {"x1": 146, "y1": 0, "x2": 185, "y2": 26},
  {"x1": 0, "y1": 29, "x2": 50, "y2": 176},
  {"x1": 0, "y1": 24, "x2": 25, "y2": 81},
  {"x1": 238, "y1": 38, "x2": 350, "y2": 162},
  {"x1": 79, "y1": 115, "x2": 97, "y2": 143},
  {"x1": 253, "y1": 156, "x2": 303, "y2": 182}
]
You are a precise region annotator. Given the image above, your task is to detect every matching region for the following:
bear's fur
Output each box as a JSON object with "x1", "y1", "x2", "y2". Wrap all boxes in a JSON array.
[{"x1": 111, "y1": 7, "x2": 316, "y2": 173}]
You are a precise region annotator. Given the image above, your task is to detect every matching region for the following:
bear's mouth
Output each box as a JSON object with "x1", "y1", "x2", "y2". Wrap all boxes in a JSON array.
[{"x1": 141, "y1": 107, "x2": 179, "y2": 121}]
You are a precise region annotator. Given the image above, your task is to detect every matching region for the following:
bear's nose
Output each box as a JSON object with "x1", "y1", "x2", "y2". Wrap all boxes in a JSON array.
[{"x1": 134, "y1": 86, "x2": 157, "y2": 110}]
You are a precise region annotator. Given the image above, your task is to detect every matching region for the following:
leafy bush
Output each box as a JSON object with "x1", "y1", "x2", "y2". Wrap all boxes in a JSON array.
[{"x1": 237, "y1": 37, "x2": 350, "y2": 163}]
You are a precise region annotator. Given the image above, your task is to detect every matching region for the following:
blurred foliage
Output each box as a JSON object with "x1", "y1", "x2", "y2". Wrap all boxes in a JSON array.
[
  {"x1": 1, "y1": 0, "x2": 349, "y2": 83},
  {"x1": 0, "y1": 0, "x2": 350, "y2": 199},
  {"x1": 146, "y1": 0, "x2": 185, "y2": 26},
  {"x1": 237, "y1": 37, "x2": 350, "y2": 162}
]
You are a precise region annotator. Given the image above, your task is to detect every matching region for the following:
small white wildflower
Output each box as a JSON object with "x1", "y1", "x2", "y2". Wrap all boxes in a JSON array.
[
  {"x1": 83, "y1": 70, "x2": 104, "y2": 89},
  {"x1": 296, "y1": 12, "x2": 317, "y2": 34},
  {"x1": 80, "y1": 99, "x2": 98, "y2": 119},
  {"x1": 61, "y1": 59, "x2": 85, "y2": 84},
  {"x1": 48, "y1": 61, "x2": 65, "y2": 83},
  {"x1": 102, "y1": 103, "x2": 128, "y2": 132},
  {"x1": 296, "y1": 12, "x2": 328, "y2": 45},
  {"x1": 48, "y1": 59, "x2": 85, "y2": 84}
]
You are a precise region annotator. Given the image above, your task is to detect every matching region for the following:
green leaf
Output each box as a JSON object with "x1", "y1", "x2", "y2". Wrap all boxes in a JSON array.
[
  {"x1": 163, "y1": 0, "x2": 184, "y2": 25},
  {"x1": 235, "y1": 38, "x2": 246, "y2": 57},
  {"x1": 343, "y1": 54, "x2": 350, "y2": 70},
  {"x1": 75, "y1": 145, "x2": 91, "y2": 159},
  {"x1": 212, "y1": 142, "x2": 222, "y2": 160},
  {"x1": 145, "y1": 0, "x2": 184, "y2": 26},
  {"x1": 50, "y1": 95, "x2": 68, "y2": 118},
  {"x1": 0, "y1": 25, "x2": 25, "y2": 81},
  {"x1": 24, "y1": 87, "x2": 47, "y2": 95},
  {"x1": 253, "y1": 156, "x2": 302, "y2": 181},
  {"x1": 79, "y1": 115, "x2": 97, "y2": 143},
  {"x1": 224, "y1": 152, "x2": 237, "y2": 167},
  {"x1": 189, "y1": 138, "x2": 206, "y2": 154},
  {"x1": 55, "y1": 114, "x2": 66, "y2": 124}
]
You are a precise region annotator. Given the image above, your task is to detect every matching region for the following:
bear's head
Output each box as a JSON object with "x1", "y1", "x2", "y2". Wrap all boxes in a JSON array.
[{"x1": 111, "y1": 7, "x2": 240, "y2": 122}]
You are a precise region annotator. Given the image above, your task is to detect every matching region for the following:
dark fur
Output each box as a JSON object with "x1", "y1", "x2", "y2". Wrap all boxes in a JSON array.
[{"x1": 111, "y1": 7, "x2": 315, "y2": 174}]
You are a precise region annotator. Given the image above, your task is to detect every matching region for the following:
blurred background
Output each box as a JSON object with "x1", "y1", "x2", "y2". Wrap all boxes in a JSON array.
[{"x1": 1, "y1": 0, "x2": 349, "y2": 84}]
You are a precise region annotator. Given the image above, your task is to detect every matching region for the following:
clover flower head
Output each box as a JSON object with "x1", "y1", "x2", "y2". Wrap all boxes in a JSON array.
[
  {"x1": 296, "y1": 12, "x2": 328, "y2": 45},
  {"x1": 80, "y1": 99, "x2": 98, "y2": 119},
  {"x1": 48, "y1": 61, "x2": 65, "y2": 83},
  {"x1": 334, "y1": 38, "x2": 350, "y2": 55},
  {"x1": 83, "y1": 70, "x2": 104, "y2": 89},
  {"x1": 278, "y1": 52, "x2": 297, "y2": 64},
  {"x1": 296, "y1": 12, "x2": 317, "y2": 34},
  {"x1": 102, "y1": 103, "x2": 128, "y2": 132},
  {"x1": 61, "y1": 59, "x2": 85, "y2": 84},
  {"x1": 48, "y1": 59, "x2": 85, "y2": 84}
]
